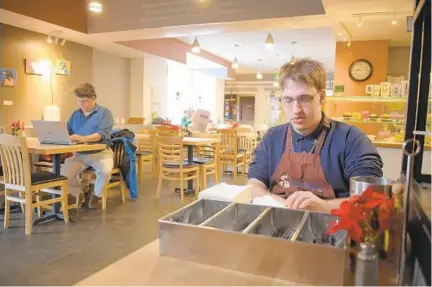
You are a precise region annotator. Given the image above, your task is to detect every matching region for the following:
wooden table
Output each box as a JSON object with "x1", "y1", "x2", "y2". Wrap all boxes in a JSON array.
[
  {"x1": 75, "y1": 239, "x2": 299, "y2": 286},
  {"x1": 26, "y1": 138, "x2": 106, "y2": 224}
]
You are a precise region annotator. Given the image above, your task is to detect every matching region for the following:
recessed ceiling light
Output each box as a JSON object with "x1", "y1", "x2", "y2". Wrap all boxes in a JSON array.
[{"x1": 88, "y1": 1, "x2": 103, "y2": 13}]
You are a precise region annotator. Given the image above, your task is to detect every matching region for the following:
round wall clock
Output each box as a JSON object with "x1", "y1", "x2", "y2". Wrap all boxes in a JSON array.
[{"x1": 348, "y1": 59, "x2": 373, "y2": 82}]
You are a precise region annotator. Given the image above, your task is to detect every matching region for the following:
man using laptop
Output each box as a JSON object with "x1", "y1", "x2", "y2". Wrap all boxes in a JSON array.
[{"x1": 61, "y1": 83, "x2": 114, "y2": 208}]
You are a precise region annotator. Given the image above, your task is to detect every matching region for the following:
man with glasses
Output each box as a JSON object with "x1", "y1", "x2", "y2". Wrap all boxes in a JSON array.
[
  {"x1": 61, "y1": 83, "x2": 114, "y2": 208},
  {"x1": 247, "y1": 58, "x2": 383, "y2": 213}
]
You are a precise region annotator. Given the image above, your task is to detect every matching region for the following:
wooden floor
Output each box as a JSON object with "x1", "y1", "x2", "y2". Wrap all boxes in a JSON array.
[{"x1": 0, "y1": 173, "x2": 248, "y2": 285}]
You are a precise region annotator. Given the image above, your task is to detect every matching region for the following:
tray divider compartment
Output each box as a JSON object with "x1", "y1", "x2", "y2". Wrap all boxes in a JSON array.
[
  {"x1": 159, "y1": 198, "x2": 203, "y2": 222},
  {"x1": 290, "y1": 211, "x2": 310, "y2": 241},
  {"x1": 242, "y1": 207, "x2": 272, "y2": 234},
  {"x1": 199, "y1": 202, "x2": 237, "y2": 227}
]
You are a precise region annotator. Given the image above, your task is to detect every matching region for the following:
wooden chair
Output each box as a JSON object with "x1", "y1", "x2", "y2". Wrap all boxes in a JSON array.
[
  {"x1": 218, "y1": 129, "x2": 246, "y2": 179},
  {"x1": 136, "y1": 130, "x2": 157, "y2": 188},
  {"x1": 101, "y1": 143, "x2": 127, "y2": 209},
  {"x1": 127, "y1": 117, "x2": 145, "y2": 124},
  {"x1": 155, "y1": 135, "x2": 199, "y2": 203},
  {"x1": 193, "y1": 133, "x2": 220, "y2": 189},
  {"x1": 0, "y1": 135, "x2": 69, "y2": 234}
]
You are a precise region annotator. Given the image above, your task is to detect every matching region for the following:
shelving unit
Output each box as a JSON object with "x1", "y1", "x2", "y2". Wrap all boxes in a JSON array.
[{"x1": 224, "y1": 94, "x2": 238, "y2": 121}]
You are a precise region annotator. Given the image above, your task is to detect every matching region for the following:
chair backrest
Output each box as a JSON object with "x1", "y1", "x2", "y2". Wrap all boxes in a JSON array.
[
  {"x1": 137, "y1": 131, "x2": 155, "y2": 153},
  {"x1": 218, "y1": 129, "x2": 239, "y2": 159},
  {"x1": 194, "y1": 133, "x2": 220, "y2": 161},
  {"x1": 156, "y1": 125, "x2": 179, "y2": 137},
  {"x1": 112, "y1": 142, "x2": 124, "y2": 168},
  {"x1": 0, "y1": 135, "x2": 31, "y2": 188},
  {"x1": 155, "y1": 135, "x2": 184, "y2": 167},
  {"x1": 127, "y1": 117, "x2": 145, "y2": 124}
]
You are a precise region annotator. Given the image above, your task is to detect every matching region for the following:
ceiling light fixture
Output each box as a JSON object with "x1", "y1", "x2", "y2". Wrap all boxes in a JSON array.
[
  {"x1": 54, "y1": 37, "x2": 59, "y2": 44},
  {"x1": 192, "y1": 37, "x2": 200, "y2": 53},
  {"x1": 60, "y1": 38, "x2": 66, "y2": 46},
  {"x1": 265, "y1": 33, "x2": 274, "y2": 50},
  {"x1": 273, "y1": 82, "x2": 279, "y2": 87},
  {"x1": 232, "y1": 57, "x2": 239, "y2": 69},
  {"x1": 290, "y1": 41, "x2": 297, "y2": 62},
  {"x1": 46, "y1": 35, "x2": 53, "y2": 44},
  {"x1": 256, "y1": 71, "x2": 263, "y2": 80},
  {"x1": 392, "y1": 15, "x2": 397, "y2": 25},
  {"x1": 88, "y1": 1, "x2": 103, "y2": 13},
  {"x1": 357, "y1": 17, "x2": 363, "y2": 27},
  {"x1": 256, "y1": 59, "x2": 263, "y2": 79}
]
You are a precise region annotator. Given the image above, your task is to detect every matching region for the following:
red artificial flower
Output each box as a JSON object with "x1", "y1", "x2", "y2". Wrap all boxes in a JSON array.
[
  {"x1": 327, "y1": 201, "x2": 366, "y2": 242},
  {"x1": 328, "y1": 218, "x2": 363, "y2": 243}
]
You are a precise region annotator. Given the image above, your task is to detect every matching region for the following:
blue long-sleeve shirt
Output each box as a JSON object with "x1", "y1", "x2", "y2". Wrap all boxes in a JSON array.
[
  {"x1": 67, "y1": 104, "x2": 114, "y2": 152},
  {"x1": 248, "y1": 118, "x2": 383, "y2": 198}
]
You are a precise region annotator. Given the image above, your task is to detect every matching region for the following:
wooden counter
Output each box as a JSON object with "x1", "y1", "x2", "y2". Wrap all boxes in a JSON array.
[
  {"x1": 75, "y1": 240, "x2": 301, "y2": 286},
  {"x1": 373, "y1": 140, "x2": 431, "y2": 151}
]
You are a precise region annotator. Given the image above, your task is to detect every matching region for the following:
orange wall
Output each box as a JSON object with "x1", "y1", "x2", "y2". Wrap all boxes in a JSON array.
[{"x1": 334, "y1": 40, "x2": 389, "y2": 96}]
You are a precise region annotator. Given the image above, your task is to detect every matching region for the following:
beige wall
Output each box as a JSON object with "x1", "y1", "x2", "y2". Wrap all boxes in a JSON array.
[
  {"x1": 388, "y1": 47, "x2": 410, "y2": 79},
  {"x1": 92, "y1": 49, "x2": 131, "y2": 119},
  {"x1": 0, "y1": 24, "x2": 92, "y2": 125},
  {"x1": 0, "y1": 24, "x2": 132, "y2": 126}
]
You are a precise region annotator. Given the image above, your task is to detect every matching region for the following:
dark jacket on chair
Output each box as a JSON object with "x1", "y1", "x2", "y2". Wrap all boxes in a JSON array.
[{"x1": 110, "y1": 129, "x2": 138, "y2": 199}]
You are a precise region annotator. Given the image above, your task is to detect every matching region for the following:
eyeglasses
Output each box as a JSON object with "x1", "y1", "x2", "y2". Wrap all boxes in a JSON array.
[{"x1": 280, "y1": 92, "x2": 320, "y2": 107}]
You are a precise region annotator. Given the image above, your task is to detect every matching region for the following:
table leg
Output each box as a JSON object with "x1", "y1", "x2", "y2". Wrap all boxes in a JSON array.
[
  {"x1": 187, "y1": 145, "x2": 194, "y2": 190},
  {"x1": 175, "y1": 145, "x2": 195, "y2": 195},
  {"x1": 34, "y1": 154, "x2": 74, "y2": 225}
]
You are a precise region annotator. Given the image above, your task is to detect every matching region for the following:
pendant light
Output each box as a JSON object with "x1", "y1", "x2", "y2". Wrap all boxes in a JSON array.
[
  {"x1": 192, "y1": 37, "x2": 200, "y2": 53},
  {"x1": 391, "y1": 15, "x2": 397, "y2": 25},
  {"x1": 232, "y1": 57, "x2": 239, "y2": 69},
  {"x1": 256, "y1": 58, "x2": 263, "y2": 79},
  {"x1": 88, "y1": 1, "x2": 103, "y2": 13},
  {"x1": 357, "y1": 16, "x2": 363, "y2": 27},
  {"x1": 256, "y1": 71, "x2": 263, "y2": 80},
  {"x1": 265, "y1": 33, "x2": 274, "y2": 50},
  {"x1": 290, "y1": 41, "x2": 297, "y2": 62}
]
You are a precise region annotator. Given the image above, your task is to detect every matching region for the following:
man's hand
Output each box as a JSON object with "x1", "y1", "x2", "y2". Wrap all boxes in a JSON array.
[
  {"x1": 285, "y1": 191, "x2": 330, "y2": 213},
  {"x1": 70, "y1": 134, "x2": 85, "y2": 142}
]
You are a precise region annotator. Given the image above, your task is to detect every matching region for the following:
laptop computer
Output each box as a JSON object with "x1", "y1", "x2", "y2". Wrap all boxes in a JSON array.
[{"x1": 32, "y1": 120, "x2": 80, "y2": 145}]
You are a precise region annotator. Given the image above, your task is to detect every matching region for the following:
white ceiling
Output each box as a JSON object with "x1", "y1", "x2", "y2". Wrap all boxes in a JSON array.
[
  {"x1": 179, "y1": 27, "x2": 336, "y2": 74},
  {"x1": 0, "y1": 0, "x2": 413, "y2": 71}
]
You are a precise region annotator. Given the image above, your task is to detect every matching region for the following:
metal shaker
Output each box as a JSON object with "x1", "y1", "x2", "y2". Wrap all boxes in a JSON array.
[{"x1": 355, "y1": 243, "x2": 379, "y2": 286}]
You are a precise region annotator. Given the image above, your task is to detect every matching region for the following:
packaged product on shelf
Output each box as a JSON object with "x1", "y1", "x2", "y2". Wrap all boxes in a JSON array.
[
  {"x1": 371, "y1": 85, "x2": 381, "y2": 97},
  {"x1": 391, "y1": 84, "x2": 402, "y2": 97},
  {"x1": 401, "y1": 81, "x2": 409, "y2": 97},
  {"x1": 380, "y1": 82, "x2": 392, "y2": 97},
  {"x1": 365, "y1": 85, "x2": 373, "y2": 95}
]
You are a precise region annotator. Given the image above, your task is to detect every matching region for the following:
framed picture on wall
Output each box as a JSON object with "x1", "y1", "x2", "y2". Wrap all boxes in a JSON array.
[
  {"x1": 0, "y1": 68, "x2": 17, "y2": 87},
  {"x1": 55, "y1": 60, "x2": 71, "y2": 76},
  {"x1": 25, "y1": 58, "x2": 43, "y2": 75}
]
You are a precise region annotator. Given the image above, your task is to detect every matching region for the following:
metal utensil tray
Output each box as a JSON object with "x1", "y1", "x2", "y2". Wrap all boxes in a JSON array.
[{"x1": 159, "y1": 199, "x2": 349, "y2": 286}]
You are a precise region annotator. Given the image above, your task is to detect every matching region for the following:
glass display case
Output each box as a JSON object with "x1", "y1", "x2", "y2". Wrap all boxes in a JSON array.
[{"x1": 324, "y1": 96, "x2": 431, "y2": 150}]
